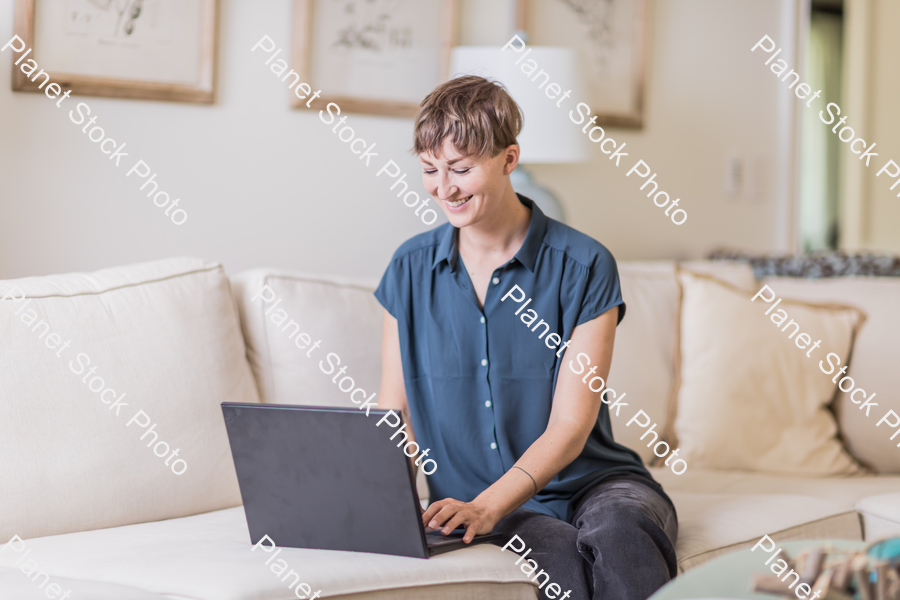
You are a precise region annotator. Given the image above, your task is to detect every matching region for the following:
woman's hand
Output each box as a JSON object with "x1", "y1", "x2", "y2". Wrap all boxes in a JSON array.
[{"x1": 422, "y1": 498, "x2": 499, "y2": 543}]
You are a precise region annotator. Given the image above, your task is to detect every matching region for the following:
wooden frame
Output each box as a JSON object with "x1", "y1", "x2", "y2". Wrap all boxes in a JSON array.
[
  {"x1": 291, "y1": 0, "x2": 458, "y2": 117},
  {"x1": 12, "y1": 0, "x2": 218, "y2": 104},
  {"x1": 523, "y1": 0, "x2": 647, "y2": 128}
]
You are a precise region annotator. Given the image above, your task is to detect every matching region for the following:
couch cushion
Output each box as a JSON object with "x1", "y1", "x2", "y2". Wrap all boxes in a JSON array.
[
  {"x1": 678, "y1": 260, "x2": 758, "y2": 290},
  {"x1": 230, "y1": 269, "x2": 433, "y2": 500},
  {"x1": 0, "y1": 507, "x2": 538, "y2": 600},
  {"x1": 0, "y1": 567, "x2": 168, "y2": 600},
  {"x1": 761, "y1": 277, "x2": 900, "y2": 473},
  {"x1": 669, "y1": 269, "x2": 864, "y2": 475},
  {"x1": 0, "y1": 258, "x2": 260, "y2": 542},
  {"x1": 856, "y1": 493, "x2": 900, "y2": 541},
  {"x1": 231, "y1": 269, "x2": 382, "y2": 408},
  {"x1": 608, "y1": 263, "x2": 679, "y2": 464},
  {"x1": 651, "y1": 467, "x2": 900, "y2": 570},
  {"x1": 610, "y1": 261, "x2": 756, "y2": 463}
]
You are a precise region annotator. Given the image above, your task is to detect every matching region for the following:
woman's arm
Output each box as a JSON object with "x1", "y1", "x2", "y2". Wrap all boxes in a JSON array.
[
  {"x1": 422, "y1": 306, "x2": 619, "y2": 542},
  {"x1": 378, "y1": 310, "x2": 418, "y2": 458}
]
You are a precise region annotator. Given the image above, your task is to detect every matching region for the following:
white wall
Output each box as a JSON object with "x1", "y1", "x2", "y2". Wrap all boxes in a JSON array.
[
  {"x1": 0, "y1": 0, "x2": 792, "y2": 280},
  {"x1": 530, "y1": 0, "x2": 793, "y2": 260}
]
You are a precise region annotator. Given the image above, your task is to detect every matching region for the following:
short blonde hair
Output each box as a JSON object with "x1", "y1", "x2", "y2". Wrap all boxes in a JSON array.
[{"x1": 413, "y1": 75, "x2": 523, "y2": 159}]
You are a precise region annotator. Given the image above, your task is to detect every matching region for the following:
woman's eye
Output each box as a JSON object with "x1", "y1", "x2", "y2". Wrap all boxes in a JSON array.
[{"x1": 422, "y1": 167, "x2": 469, "y2": 175}]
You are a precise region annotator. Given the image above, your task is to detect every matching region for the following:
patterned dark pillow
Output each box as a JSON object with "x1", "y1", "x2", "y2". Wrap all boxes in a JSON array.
[{"x1": 706, "y1": 249, "x2": 900, "y2": 279}]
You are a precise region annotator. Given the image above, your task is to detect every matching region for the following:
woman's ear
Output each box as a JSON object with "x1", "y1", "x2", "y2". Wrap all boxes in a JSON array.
[{"x1": 503, "y1": 144, "x2": 520, "y2": 175}]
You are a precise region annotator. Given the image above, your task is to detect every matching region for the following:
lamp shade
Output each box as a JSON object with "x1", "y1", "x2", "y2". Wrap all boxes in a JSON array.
[{"x1": 449, "y1": 46, "x2": 589, "y2": 164}]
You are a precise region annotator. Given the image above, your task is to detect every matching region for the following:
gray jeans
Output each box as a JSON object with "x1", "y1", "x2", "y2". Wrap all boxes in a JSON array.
[{"x1": 493, "y1": 473, "x2": 678, "y2": 600}]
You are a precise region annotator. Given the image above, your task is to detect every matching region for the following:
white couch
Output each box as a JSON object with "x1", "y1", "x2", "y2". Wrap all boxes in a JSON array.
[{"x1": 0, "y1": 257, "x2": 897, "y2": 600}]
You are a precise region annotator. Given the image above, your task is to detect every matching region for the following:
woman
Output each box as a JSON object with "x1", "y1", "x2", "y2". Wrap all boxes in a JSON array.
[{"x1": 374, "y1": 75, "x2": 678, "y2": 600}]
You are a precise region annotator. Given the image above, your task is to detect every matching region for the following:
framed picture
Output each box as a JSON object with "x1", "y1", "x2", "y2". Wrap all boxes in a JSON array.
[
  {"x1": 12, "y1": 0, "x2": 218, "y2": 104},
  {"x1": 524, "y1": 0, "x2": 647, "y2": 128},
  {"x1": 291, "y1": 0, "x2": 459, "y2": 117}
]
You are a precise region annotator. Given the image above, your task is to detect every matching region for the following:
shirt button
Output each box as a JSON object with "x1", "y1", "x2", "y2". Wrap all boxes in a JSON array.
[
  {"x1": 492, "y1": 277, "x2": 500, "y2": 285},
  {"x1": 485, "y1": 400, "x2": 491, "y2": 407},
  {"x1": 481, "y1": 359, "x2": 488, "y2": 366},
  {"x1": 480, "y1": 316, "x2": 485, "y2": 324},
  {"x1": 490, "y1": 442, "x2": 497, "y2": 450}
]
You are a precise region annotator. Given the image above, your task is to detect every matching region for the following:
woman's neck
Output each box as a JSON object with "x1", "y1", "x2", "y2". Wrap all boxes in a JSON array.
[{"x1": 458, "y1": 186, "x2": 532, "y2": 260}]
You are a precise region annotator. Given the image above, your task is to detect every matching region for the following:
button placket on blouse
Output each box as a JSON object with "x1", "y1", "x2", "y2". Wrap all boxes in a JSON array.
[
  {"x1": 480, "y1": 281, "x2": 499, "y2": 454},
  {"x1": 480, "y1": 313, "x2": 493, "y2": 408},
  {"x1": 484, "y1": 268, "x2": 510, "y2": 455}
]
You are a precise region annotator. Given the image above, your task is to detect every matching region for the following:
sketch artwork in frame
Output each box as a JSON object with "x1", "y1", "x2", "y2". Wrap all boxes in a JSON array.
[
  {"x1": 12, "y1": 0, "x2": 218, "y2": 103},
  {"x1": 526, "y1": 0, "x2": 646, "y2": 128},
  {"x1": 291, "y1": 0, "x2": 458, "y2": 117}
]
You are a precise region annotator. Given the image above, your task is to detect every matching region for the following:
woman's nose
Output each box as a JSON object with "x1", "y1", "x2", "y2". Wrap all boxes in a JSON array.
[{"x1": 437, "y1": 174, "x2": 458, "y2": 200}]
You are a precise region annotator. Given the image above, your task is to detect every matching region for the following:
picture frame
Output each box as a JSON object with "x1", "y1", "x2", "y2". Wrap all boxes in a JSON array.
[
  {"x1": 12, "y1": 0, "x2": 218, "y2": 104},
  {"x1": 291, "y1": 0, "x2": 459, "y2": 118},
  {"x1": 524, "y1": 0, "x2": 647, "y2": 128}
]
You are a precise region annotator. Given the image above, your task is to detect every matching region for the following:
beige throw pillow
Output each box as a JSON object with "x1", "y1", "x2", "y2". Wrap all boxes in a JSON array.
[
  {"x1": 669, "y1": 269, "x2": 865, "y2": 475},
  {"x1": 0, "y1": 258, "x2": 260, "y2": 542}
]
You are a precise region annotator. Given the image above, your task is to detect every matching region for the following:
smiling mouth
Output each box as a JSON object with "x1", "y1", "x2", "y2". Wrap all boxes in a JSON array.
[{"x1": 446, "y1": 196, "x2": 472, "y2": 208}]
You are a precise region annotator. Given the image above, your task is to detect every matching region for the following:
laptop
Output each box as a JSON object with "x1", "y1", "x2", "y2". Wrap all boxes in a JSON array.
[{"x1": 221, "y1": 403, "x2": 504, "y2": 558}]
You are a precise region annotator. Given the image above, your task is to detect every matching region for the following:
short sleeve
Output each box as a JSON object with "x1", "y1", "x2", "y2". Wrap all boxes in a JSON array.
[
  {"x1": 575, "y1": 245, "x2": 626, "y2": 327},
  {"x1": 374, "y1": 255, "x2": 404, "y2": 320}
]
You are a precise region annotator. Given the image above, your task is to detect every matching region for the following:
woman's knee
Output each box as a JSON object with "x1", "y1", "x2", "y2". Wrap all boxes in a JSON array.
[
  {"x1": 577, "y1": 481, "x2": 675, "y2": 531},
  {"x1": 575, "y1": 488, "x2": 677, "y2": 551},
  {"x1": 494, "y1": 509, "x2": 579, "y2": 559}
]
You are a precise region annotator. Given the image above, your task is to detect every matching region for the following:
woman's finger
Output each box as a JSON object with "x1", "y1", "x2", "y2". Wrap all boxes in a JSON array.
[
  {"x1": 430, "y1": 503, "x2": 462, "y2": 530},
  {"x1": 422, "y1": 499, "x2": 450, "y2": 526},
  {"x1": 463, "y1": 521, "x2": 479, "y2": 544},
  {"x1": 441, "y1": 510, "x2": 469, "y2": 535}
]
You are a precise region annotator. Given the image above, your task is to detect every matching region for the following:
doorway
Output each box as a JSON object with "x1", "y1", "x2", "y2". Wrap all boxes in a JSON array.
[{"x1": 798, "y1": 0, "x2": 844, "y2": 252}]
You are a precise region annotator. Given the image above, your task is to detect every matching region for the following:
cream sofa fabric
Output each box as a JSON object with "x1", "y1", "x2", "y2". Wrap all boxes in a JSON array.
[
  {"x1": 761, "y1": 277, "x2": 900, "y2": 473},
  {"x1": 0, "y1": 568, "x2": 169, "y2": 600},
  {"x1": 670, "y1": 270, "x2": 864, "y2": 475},
  {"x1": 231, "y1": 269, "x2": 382, "y2": 408},
  {"x1": 653, "y1": 468, "x2": 900, "y2": 505},
  {"x1": 606, "y1": 263, "x2": 680, "y2": 464},
  {"x1": 231, "y1": 269, "x2": 437, "y2": 500},
  {"x1": 584, "y1": 261, "x2": 757, "y2": 464},
  {"x1": 0, "y1": 507, "x2": 538, "y2": 600},
  {"x1": 856, "y1": 493, "x2": 900, "y2": 541},
  {"x1": 651, "y1": 468, "x2": 900, "y2": 571},
  {"x1": 0, "y1": 258, "x2": 259, "y2": 541},
  {"x1": 677, "y1": 260, "x2": 758, "y2": 290}
]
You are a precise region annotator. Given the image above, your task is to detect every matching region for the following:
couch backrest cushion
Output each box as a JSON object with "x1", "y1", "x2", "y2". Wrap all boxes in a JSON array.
[
  {"x1": 761, "y1": 276, "x2": 900, "y2": 473},
  {"x1": 0, "y1": 258, "x2": 259, "y2": 541},
  {"x1": 230, "y1": 270, "x2": 383, "y2": 408},
  {"x1": 608, "y1": 263, "x2": 680, "y2": 463},
  {"x1": 670, "y1": 269, "x2": 864, "y2": 475},
  {"x1": 231, "y1": 269, "x2": 427, "y2": 500},
  {"x1": 610, "y1": 261, "x2": 757, "y2": 463}
]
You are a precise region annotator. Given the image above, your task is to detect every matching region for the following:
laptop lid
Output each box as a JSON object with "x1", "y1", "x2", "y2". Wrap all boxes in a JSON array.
[{"x1": 222, "y1": 403, "x2": 429, "y2": 558}]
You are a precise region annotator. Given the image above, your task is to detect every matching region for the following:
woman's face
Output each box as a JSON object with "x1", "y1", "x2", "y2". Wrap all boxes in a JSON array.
[{"x1": 420, "y1": 139, "x2": 517, "y2": 229}]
